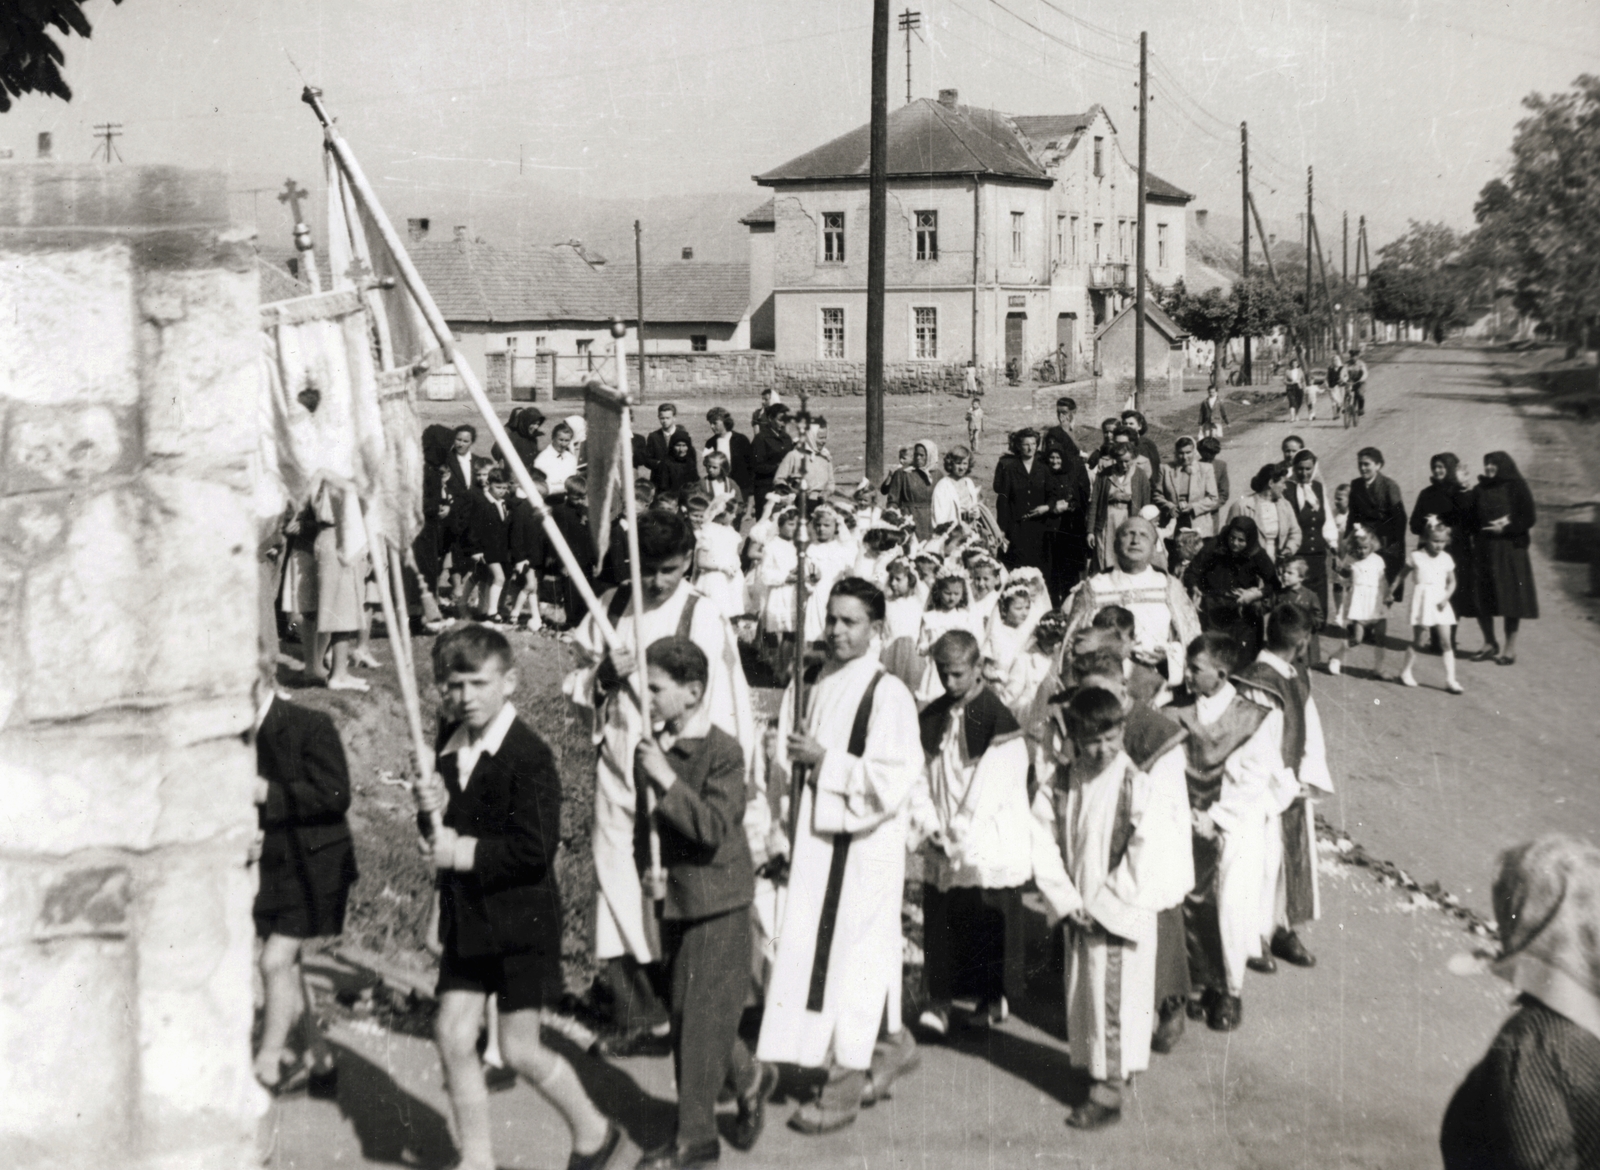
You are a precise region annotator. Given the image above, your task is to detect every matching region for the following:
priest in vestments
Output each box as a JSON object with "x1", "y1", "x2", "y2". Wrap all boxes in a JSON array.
[
  {"x1": 563, "y1": 512, "x2": 757, "y2": 1053},
  {"x1": 758, "y1": 577, "x2": 923, "y2": 1135},
  {"x1": 1063, "y1": 516, "x2": 1201, "y2": 687},
  {"x1": 1030, "y1": 688, "x2": 1194, "y2": 1130}
]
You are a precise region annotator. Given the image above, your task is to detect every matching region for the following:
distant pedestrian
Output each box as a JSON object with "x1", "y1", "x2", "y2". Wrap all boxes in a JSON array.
[
  {"x1": 1284, "y1": 358, "x2": 1306, "y2": 422},
  {"x1": 1440, "y1": 834, "x2": 1600, "y2": 1170}
]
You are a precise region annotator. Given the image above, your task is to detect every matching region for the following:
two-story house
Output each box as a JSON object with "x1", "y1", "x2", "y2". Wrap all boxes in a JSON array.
[{"x1": 750, "y1": 88, "x2": 1191, "y2": 392}]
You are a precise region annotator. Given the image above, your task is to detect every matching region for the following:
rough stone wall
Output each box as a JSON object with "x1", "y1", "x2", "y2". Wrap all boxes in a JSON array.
[
  {"x1": 0, "y1": 165, "x2": 262, "y2": 1168},
  {"x1": 643, "y1": 351, "x2": 774, "y2": 397},
  {"x1": 774, "y1": 359, "x2": 966, "y2": 397}
]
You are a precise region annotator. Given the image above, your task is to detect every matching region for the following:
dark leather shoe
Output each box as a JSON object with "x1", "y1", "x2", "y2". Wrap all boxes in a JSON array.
[
  {"x1": 569, "y1": 1123, "x2": 623, "y2": 1170},
  {"x1": 729, "y1": 1062, "x2": 778, "y2": 1152},
  {"x1": 598, "y1": 1028, "x2": 673, "y2": 1059},
  {"x1": 1208, "y1": 994, "x2": 1244, "y2": 1032},
  {"x1": 633, "y1": 1138, "x2": 719, "y2": 1170},
  {"x1": 1271, "y1": 929, "x2": 1317, "y2": 968},
  {"x1": 1065, "y1": 1100, "x2": 1122, "y2": 1130},
  {"x1": 1246, "y1": 954, "x2": 1278, "y2": 975},
  {"x1": 1151, "y1": 1001, "x2": 1185, "y2": 1055}
]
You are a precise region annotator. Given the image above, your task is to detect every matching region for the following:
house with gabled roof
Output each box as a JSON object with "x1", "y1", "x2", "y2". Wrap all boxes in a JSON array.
[{"x1": 750, "y1": 88, "x2": 1191, "y2": 392}]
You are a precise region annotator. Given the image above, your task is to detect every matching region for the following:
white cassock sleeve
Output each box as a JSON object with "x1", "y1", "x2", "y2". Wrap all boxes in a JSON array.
[
  {"x1": 1300, "y1": 695, "x2": 1334, "y2": 794},
  {"x1": 1028, "y1": 786, "x2": 1084, "y2": 926},
  {"x1": 812, "y1": 677, "x2": 924, "y2": 835},
  {"x1": 560, "y1": 589, "x2": 616, "y2": 734},
  {"x1": 1210, "y1": 708, "x2": 1287, "y2": 835},
  {"x1": 1085, "y1": 751, "x2": 1195, "y2": 939}
]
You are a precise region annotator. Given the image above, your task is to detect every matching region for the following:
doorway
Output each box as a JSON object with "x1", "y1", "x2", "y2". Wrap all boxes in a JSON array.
[
  {"x1": 1005, "y1": 313, "x2": 1025, "y2": 365},
  {"x1": 1055, "y1": 313, "x2": 1076, "y2": 374}
]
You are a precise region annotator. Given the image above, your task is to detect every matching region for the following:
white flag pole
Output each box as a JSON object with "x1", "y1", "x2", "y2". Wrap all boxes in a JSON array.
[{"x1": 303, "y1": 85, "x2": 625, "y2": 653}]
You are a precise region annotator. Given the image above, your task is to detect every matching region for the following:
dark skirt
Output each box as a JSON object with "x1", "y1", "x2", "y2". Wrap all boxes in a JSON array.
[{"x1": 1472, "y1": 537, "x2": 1539, "y2": 619}]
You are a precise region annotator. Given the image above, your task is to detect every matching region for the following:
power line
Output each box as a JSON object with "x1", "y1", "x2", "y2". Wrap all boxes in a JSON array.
[
  {"x1": 92, "y1": 122, "x2": 123, "y2": 163},
  {"x1": 983, "y1": 0, "x2": 1139, "y2": 71}
]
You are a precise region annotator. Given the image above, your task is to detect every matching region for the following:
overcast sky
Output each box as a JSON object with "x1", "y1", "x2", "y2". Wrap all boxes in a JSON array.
[{"x1": 5, "y1": 0, "x2": 1593, "y2": 252}]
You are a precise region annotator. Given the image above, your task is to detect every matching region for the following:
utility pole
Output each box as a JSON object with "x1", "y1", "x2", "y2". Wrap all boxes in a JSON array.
[
  {"x1": 634, "y1": 220, "x2": 647, "y2": 401},
  {"x1": 92, "y1": 123, "x2": 123, "y2": 163},
  {"x1": 898, "y1": 9, "x2": 921, "y2": 106},
  {"x1": 1247, "y1": 193, "x2": 1279, "y2": 284},
  {"x1": 1304, "y1": 167, "x2": 1314, "y2": 365},
  {"x1": 1240, "y1": 121, "x2": 1251, "y2": 386},
  {"x1": 1358, "y1": 215, "x2": 1373, "y2": 343},
  {"x1": 1342, "y1": 211, "x2": 1350, "y2": 350},
  {"x1": 1134, "y1": 31, "x2": 1148, "y2": 411},
  {"x1": 866, "y1": 0, "x2": 890, "y2": 483}
]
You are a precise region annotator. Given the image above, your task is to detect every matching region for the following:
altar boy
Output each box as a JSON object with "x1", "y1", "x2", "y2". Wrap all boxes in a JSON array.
[{"x1": 1029, "y1": 688, "x2": 1193, "y2": 1130}]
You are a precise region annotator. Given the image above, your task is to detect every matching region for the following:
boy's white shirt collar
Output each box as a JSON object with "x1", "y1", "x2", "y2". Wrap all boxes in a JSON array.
[
  {"x1": 656, "y1": 700, "x2": 712, "y2": 749},
  {"x1": 443, "y1": 702, "x2": 518, "y2": 790},
  {"x1": 1195, "y1": 681, "x2": 1237, "y2": 723},
  {"x1": 254, "y1": 690, "x2": 275, "y2": 735}
]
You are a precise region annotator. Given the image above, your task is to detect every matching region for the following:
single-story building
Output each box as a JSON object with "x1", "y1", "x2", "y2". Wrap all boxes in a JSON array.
[{"x1": 1093, "y1": 300, "x2": 1188, "y2": 396}]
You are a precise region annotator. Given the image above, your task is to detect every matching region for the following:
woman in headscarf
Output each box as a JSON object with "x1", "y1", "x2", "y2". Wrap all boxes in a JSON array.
[
  {"x1": 1409, "y1": 452, "x2": 1474, "y2": 645},
  {"x1": 650, "y1": 430, "x2": 699, "y2": 498},
  {"x1": 416, "y1": 425, "x2": 455, "y2": 600},
  {"x1": 492, "y1": 406, "x2": 544, "y2": 477},
  {"x1": 1466, "y1": 450, "x2": 1538, "y2": 665},
  {"x1": 1184, "y1": 514, "x2": 1279, "y2": 659},
  {"x1": 1042, "y1": 444, "x2": 1091, "y2": 604},
  {"x1": 884, "y1": 438, "x2": 939, "y2": 541},
  {"x1": 1224, "y1": 462, "x2": 1302, "y2": 564},
  {"x1": 1088, "y1": 439, "x2": 1153, "y2": 572},
  {"x1": 1440, "y1": 835, "x2": 1600, "y2": 1169}
]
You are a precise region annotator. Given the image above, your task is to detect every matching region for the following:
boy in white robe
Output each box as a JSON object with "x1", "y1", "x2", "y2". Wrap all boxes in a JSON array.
[
  {"x1": 1167, "y1": 631, "x2": 1293, "y2": 1033},
  {"x1": 758, "y1": 577, "x2": 924, "y2": 1134},
  {"x1": 1029, "y1": 687, "x2": 1193, "y2": 1130},
  {"x1": 563, "y1": 511, "x2": 757, "y2": 1055},
  {"x1": 1235, "y1": 603, "x2": 1335, "y2": 973}
]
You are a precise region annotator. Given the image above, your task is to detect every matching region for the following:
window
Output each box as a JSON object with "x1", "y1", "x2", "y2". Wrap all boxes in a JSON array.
[
  {"x1": 913, "y1": 307, "x2": 938, "y2": 359},
  {"x1": 1055, "y1": 213, "x2": 1066, "y2": 263},
  {"x1": 1157, "y1": 223, "x2": 1168, "y2": 269},
  {"x1": 1010, "y1": 212, "x2": 1024, "y2": 262},
  {"x1": 820, "y1": 307, "x2": 845, "y2": 359},
  {"x1": 1070, "y1": 216, "x2": 1079, "y2": 264},
  {"x1": 505, "y1": 335, "x2": 519, "y2": 352},
  {"x1": 1093, "y1": 222, "x2": 1103, "y2": 263},
  {"x1": 915, "y1": 210, "x2": 938, "y2": 260},
  {"x1": 691, "y1": 334, "x2": 708, "y2": 352},
  {"x1": 822, "y1": 212, "x2": 845, "y2": 262},
  {"x1": 534, "y1": 335, "x2": 547, "y2": 349},
  {"x1": 1093, "y1": 136, "x2": 1104, "y2": 177},
  {"x1": 576, "y1": 338, "x2": 593, "y2": 367}
]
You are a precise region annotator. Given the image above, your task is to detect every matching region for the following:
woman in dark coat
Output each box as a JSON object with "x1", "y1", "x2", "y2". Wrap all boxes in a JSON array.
[
  {"x1": 416, "y1": 424, "x2": 456, "y2": 595},
  {"x1": 992, "y1": 430, "x2": 1054, "y2": 575},
  {"x1": 885, "y1": 439, "x2": 940, "y2": 541},
  {"x1": 1042, "y1": 445, "x2": 1091, "y2": 603},
  {"x1": 1184, "y1": 515, "x2": 1279, "y2": 659},
  {"x1": 1467, "y1": 450, "x2": 1538, "y2": 665},
  {"x1": 492, "y1": 406, "x2": 544, "y2": 473},
  {"x1": 1410, "y1": 452, "x2": 1474, "y2": 642},
  {"x1": 651, "y1": 431, "x2": 700, "y2": 498}
]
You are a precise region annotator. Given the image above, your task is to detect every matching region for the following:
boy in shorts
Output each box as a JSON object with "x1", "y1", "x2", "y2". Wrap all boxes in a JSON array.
[{"x1": 416, "y1": 624, "x2": 620, "y2": 1170}]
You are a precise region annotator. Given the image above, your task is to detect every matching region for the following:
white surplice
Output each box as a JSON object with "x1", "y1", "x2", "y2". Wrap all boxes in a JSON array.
[
  {"x1": 563, "y1": 579, "x2": 755, "y2": 963},
  {"x1": 757, "y1": 655, "x2": 922, "y2": 1072},
  {"x1": 1030, "y1": 749, "x2": 1193, "y2": 1083}
]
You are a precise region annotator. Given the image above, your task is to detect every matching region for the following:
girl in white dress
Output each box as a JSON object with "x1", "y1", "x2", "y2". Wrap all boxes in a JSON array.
[
  {"x1": 756, "y1": 508, "x2": 800, "y2": 641},
  {"x1": 879, "y1": 558, "x2": 925, "y2": 692},
  {"x1": 1394, "y1": 520, "x2": 1463, "y2": 693},
  {"x1": 801, "y1": 506, "x2": 856, "y2": 644},
  {"x1": 915, "y1": 570, "x2": 984, "y2": 705},
  {"x1": 689, "y1": 494, "x2": 745, "y2": 621},
  {"x1": 1329, "y1": 525, "x2": 1394, "y2": 679}
]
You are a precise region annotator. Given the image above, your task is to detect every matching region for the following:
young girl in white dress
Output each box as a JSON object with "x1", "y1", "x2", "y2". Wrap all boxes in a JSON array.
[
  {"x1": 1395, "y1": 520, "x2": 1463, "y2": 694},
  {"x1": 1329, "y1": 524, "x2": 1393, "y2": 679},
  {"x1": 756, "y1": 507, "x2": 800, "y2": 643},
  {"x1": 879, "y1": 557, "x2": 925, "y2": 693},
  {"x1": 689, "y1": 494, "x2": 744, "y2": 621},
  {"x1": 801, "y1": 506, "x2": 856, "y2": 644},
  {"x1": 915, "y1": 569, "x2": 984, "y2": 705}
]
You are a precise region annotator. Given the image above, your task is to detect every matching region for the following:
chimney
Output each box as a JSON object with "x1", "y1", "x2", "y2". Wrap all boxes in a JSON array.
[
  {"x1": 1194, "y1": 209, "x2": 1208, "y2": 230},
  {"x1": 681, "y1": 246, "x2": 694, "y2": 260},
  {"x1": 938, "y1": 88, "x2": 959, "y2": 108},
  {"x1": 36, "y1": 132, "x2": 52, "y2": 160},
  {"x1": 407, "y1": 216, "x2": 430, "y2": 242}
]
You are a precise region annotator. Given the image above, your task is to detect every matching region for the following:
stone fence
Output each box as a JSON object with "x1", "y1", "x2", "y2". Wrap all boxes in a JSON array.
[
  {"x1": 0, "y1": 165, "x2": 262, "y2": 1168},
  {"x1": 774, "y1": 359, "x2": 967, "y2": 397}
]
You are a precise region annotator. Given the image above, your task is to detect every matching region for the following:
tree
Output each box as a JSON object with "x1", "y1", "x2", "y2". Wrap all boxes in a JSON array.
[
  {"x1": 1473, "y1": 74, "x2": 1600, "y2": 346},
  {"x1": 1368, "y1": 220, "x2": 1476, "y2": 341},
  {"x1": 1, "y1": 1, "x2": 122, "y2": 113}
]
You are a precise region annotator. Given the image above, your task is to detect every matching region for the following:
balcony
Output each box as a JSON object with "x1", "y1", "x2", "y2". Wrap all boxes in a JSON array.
[{"x1": 1088, "y1": 262, "x2": 1130, "y2": 290}]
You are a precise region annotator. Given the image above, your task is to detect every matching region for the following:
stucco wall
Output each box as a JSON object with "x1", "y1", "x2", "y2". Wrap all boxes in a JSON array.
[{"x1": 0, "y1": 165, "x2": 262, "y2": 1168}]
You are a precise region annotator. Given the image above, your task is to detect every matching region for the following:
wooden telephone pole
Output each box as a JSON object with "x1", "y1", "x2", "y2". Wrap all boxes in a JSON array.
[
  {"x1": 634, "y1": 220, "x2": 647, "y2": 400},
  {"x1": 1134, "y1": 31, "x2": 1149, "y2": 411},
  {"x1": 1304, "y1": 167, "x2": 1314, "y2": 364},
  {"x1": 1240, "y1": 121, "x2": 1251, "y2": 386},
  {"x1": 866, "y1": 0, "x2": 889, "y2": 484},
  {"x1": 898, "y1": 9, "x2": 921, "y2": 105}
]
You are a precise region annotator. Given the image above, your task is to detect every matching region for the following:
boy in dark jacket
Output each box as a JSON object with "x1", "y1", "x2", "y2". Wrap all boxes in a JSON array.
[
  {"x1": 416, "y1": 625, "x2": 619, "y2": 1170},
  {"x1": 632, "y1": 636, "x2": 773, "y2": 1168}
]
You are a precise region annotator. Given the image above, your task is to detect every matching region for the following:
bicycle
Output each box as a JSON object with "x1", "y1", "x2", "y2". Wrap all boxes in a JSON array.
[{"x1": 1341, "y1": 382, "x2": 1360, "y2": 428}]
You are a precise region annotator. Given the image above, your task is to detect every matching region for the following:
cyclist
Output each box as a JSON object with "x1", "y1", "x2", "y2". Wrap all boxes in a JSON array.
[{"x1": 1347, "y1": 348, "x2": 1369, "y2": 417}]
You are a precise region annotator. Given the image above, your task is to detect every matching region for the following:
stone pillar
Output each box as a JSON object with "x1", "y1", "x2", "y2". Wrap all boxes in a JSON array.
[{"x1": 0, "y1": 165, "x2": 263, "y2": 1168}]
